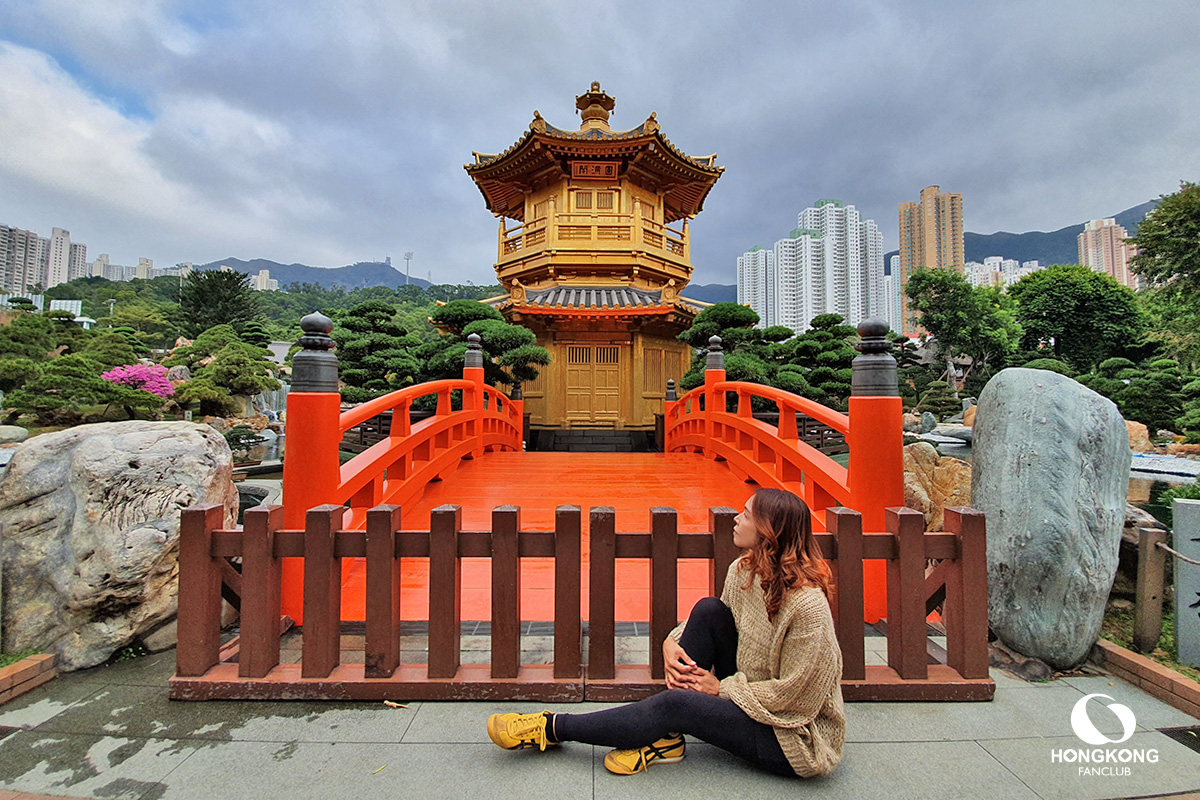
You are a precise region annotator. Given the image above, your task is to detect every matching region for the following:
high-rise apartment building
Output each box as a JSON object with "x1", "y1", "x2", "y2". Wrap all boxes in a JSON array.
[
  {"x1": 797, "y1": 200, "x2": 884, "y2": 327},
  {"x1": 46, "y1": 227, "x2": 70, "y2": 288},
  {"x1": 251, "y1": 269, "x2": 279, "y2": 291},
  {"x1": 737, "y1": 245, "x2": 774, "y2": 325},
  {"x1": 897, "y1": 185, "x2": 964, "y2": 336},
  {"x1": 772, "y1": 227, "x2": 825, "y2": 332},
  {"x1": 737, "y1": 199, "x2": 885, "y2": 335},
  {"x1": 1078, "y1": 218, "x2": 1138, "y2": 289},
  {"x1": 885, "y1": 255, "x2": 902, "y2": 330},
  {"x1": 0, "y1": 224, "x2": 45, "y2": 293}
]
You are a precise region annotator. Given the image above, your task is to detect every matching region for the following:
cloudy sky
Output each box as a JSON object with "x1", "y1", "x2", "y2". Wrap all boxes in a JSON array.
[{"x1": 2, "y1": 0, "x2": 1198, "y2": 286}]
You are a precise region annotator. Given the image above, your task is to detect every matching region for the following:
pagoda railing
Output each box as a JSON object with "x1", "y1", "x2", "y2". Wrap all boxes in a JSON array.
[{"x1": 498, "y1": 209, "x2": 688, "y2": 264}]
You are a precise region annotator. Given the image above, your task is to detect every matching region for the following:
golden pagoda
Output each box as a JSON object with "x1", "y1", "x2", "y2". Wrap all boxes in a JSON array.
[{"x1": 465, "y1": 83, "x2": 724, "y2": 431}]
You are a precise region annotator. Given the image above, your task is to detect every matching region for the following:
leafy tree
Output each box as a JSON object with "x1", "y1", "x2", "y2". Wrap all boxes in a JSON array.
[
  {"x1": 906, "y1": 269, "x2": 1021, "y2": 388},
  {"x1": 1139, "y1": 286, "x2": 1200, "y2": 372},
  {"x1": 3, "y1": 354, "x2": 161, "y2": 424},
  {"x1": 677, "y1": 302, "x2": 760, "y2": 349},
  {"x1": 915, "y1": 381, "x2": 961, "y2": 420},
  {"x1": 430, "y1": 299, "x2": 504, "y2": 334},
  {"x1": 81, "y1": 332, "x2": 142, "y2": 371},
  {"x1": 174, "y1": 377, "x2": 239, "y2": 417},
  {"x1": 162, "y1": 324, "x2": 243, "y2": 370},
  {"x1": 461, "y1": 318, "x2": 550, "y2": 390},
  {"x1": 239, "y1": 320, "x2": 273, "y2": 349},
  {"x1": 333, "y1": 301, "x2": 422, "y2": 403},
  {"x1": 6, "y1": 297, "x2": 36, "y2": 312},
  {"x1": 1129, "y1": 181, "x2": 1200, "y2": 290},
  {"x1": 0, "y1": 312, "x2": 56, "y2": 360},
  {"x1": 1020, "y1": 358, "x2": 1075, "y2": 376},
  {"x1": 1008, "y1": 264, "x2": 1146, "y2": 371},
  {"x1": 0, "y1": 357, "x2": 42, "y2": 393},
  {"x1": 200, "y1": 342, "x2": 281, "y2": 397},
  {"x1": 224, "y1": 426, "x2": 266, "y2": 462},
  {"x1": 179, "y1": 269, "x2": 261, "y2": 336}
]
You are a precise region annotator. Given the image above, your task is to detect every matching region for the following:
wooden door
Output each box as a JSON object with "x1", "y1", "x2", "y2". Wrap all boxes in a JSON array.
[
  {"x1": 593, "y1": 346, "x2": 620, "y2": 420},
  {"x1": 565, "y1": 345, "x2": 593, "y2": 422},
  {"x1": 564, "y1": 345, "x2": 621, "y2": 424}
]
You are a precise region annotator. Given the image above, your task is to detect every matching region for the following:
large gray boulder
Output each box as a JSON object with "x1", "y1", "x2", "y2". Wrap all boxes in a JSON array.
[
  {"x1": 0, "y1": 421, "x2": 237, "y2": 670},
  {"x1": 972, "y1": 368, "x2": 1131, "y2": 669}
]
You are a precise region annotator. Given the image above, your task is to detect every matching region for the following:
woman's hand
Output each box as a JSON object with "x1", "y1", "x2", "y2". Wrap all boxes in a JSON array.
[
  {"x1": 677, "y1": 666, "x2": 721, "y2": 696},
  {"x1": 663, "y1": 637, "x2": 700, "y2": 689}
]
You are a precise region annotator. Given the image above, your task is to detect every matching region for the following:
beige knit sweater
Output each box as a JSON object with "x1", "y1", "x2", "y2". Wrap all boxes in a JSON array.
[{"x1": 672, "y1": 560, "x2": 845, "y2": 777}]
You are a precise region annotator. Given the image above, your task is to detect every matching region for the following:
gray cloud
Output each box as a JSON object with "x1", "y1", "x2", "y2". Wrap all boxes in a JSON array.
[{"x1": 0, "y1": 0, "x2": 1197, "y2": 285}]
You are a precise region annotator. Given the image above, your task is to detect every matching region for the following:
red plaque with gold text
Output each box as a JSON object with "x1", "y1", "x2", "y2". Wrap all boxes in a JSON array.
[{"x1": 571, "y1": 161, "x2": 619, "y2": 180}]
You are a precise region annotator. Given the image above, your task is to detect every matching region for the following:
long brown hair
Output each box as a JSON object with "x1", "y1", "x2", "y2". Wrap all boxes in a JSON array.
[{"x1": 740, "y1": 488, "x2": 832, "y2": 616}]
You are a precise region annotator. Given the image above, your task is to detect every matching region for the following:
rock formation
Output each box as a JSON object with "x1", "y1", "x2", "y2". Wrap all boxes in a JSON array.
[
  {"x1": 0, "y1": 421, "x2": 237, "y2": 670},
  {"x1": 972, "y1": 368, "x2": 1130, "y2": 669},
  {"x1": 903, "y1": 442, "x2": 972, "y2": 532},
  {"x1": 1126, "y1": 421, "x2": 1152, "y2": 453}
]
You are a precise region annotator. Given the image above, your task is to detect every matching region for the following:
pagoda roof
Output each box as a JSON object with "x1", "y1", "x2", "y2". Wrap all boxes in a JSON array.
[
  {"x1": 485, "y1": 283, "x2": 707, "y2": 317},
  {"x1": 465, "y1": 90, "x2": 723, "y2": 223}
]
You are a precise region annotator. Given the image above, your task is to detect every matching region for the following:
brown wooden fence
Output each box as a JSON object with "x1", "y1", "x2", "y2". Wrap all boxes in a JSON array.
[{"x1": 171, "y1": 503, "x2": 992, "y2": 702}]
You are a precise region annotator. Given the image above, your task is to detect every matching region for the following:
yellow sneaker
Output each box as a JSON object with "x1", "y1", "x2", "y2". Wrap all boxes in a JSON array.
[
  {"x1": 603, "y1": 735, "x2": 686, "y2": 775},
  {"x1": 487, "y1": 711, "x2": 556, "y2": 751}
]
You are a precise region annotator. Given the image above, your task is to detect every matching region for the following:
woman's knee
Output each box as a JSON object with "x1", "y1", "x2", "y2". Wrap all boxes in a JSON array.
[
  {"x1": 643, "y1": 688, "x2": 697, "y2": 721},
  {"x1": 689, "y1": 596, "x2": 732, "y2": 625}
]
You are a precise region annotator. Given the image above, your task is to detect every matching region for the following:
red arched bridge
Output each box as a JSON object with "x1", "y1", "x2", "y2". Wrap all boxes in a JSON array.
[{"x1": 172, "y1": 316, "x2": 992, "y2": 703}]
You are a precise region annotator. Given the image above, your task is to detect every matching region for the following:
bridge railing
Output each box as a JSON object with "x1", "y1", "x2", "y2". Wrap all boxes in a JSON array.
[
  {"x1": 172, "y1": 501, "x2": 992, "y2": 702},
  {"x1": 665, "y1": 378, "x2": 853, "y2": 519},
  {"x1": 278, "y1": 313, "x2": 523, "y2": 621},
  {"x1": 665, "y1": 320, "x2": 905, "y2": 621}
]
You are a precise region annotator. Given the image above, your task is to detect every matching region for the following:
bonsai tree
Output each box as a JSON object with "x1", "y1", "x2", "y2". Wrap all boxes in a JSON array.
[
  {"x1": 224, "y1": 426, "x2": 266, "y2": 463},
  {"x1": 332, "y1": 300, "x2": 422, "y2": 402}
]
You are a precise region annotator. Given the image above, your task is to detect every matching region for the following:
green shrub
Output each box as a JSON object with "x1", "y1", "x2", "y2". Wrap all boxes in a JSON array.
[{"x1": 1021, "y1": 358, "x2": 1075, "y2": 376}]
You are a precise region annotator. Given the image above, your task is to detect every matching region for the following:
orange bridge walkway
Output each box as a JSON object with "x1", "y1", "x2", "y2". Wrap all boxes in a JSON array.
[{"x1": 329, "y1": 451, "x2": 756, "y2": 623}]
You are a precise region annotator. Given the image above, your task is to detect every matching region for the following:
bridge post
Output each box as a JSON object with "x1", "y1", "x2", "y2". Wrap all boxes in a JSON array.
[
  {"x1": 463, "y1": 333, "x2": 486, "y2": 457},
  {"x1": 281, "y1": 312, "x2": 342, "y2": 623},
  {"x1": 703, "y1": 336, "x2": 725, "y2": 458},
  {"x1": 848, "y1": 317, "x2": 903, "y2": 622}
]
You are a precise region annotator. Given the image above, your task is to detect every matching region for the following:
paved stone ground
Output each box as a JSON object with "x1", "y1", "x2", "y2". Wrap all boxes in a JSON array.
[{"x1": 1, "y1": 635, "x2": 1199, "y2": 800}]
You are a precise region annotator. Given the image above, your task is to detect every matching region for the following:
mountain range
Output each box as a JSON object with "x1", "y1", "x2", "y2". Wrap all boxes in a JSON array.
[
  {"x1": 200, "y1": 199, "x2": 1159, "y2": 305},
  {"x1": 195, "y1": 257, "x2": 434, "y2": 290}
]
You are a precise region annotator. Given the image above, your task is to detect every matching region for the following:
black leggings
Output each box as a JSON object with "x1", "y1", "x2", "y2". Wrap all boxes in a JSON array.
[{"x1": 553, "y1": 597, "x2": 795, "y2": 777}]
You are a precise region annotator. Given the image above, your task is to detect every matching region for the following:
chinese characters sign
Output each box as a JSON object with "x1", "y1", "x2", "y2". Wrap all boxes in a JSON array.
[{"x1": 571, "y1": 161, "x2": 619, "y2": 180}]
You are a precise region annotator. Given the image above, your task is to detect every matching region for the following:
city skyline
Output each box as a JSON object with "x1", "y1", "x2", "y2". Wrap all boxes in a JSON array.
[
  {"x1": 738, "y1": 199, "x2": 885, "y2": 332},
  {"x1": 1, "y1": 2, "x2": 1197, "y2": 286}
]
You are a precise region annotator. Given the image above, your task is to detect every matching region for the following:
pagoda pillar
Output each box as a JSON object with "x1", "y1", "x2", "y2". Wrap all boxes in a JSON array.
[{"x1": 633, "y1": 197, "x2": 643, "y2": 248}]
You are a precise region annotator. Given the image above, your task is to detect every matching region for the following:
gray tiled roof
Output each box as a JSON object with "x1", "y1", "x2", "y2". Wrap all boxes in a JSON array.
[{"x1": 523, "y1": 285, "x2": 662, "y2": 308}]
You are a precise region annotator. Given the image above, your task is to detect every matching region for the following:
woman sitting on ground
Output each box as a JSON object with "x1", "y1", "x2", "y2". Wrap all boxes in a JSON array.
[{"x1": 487, "y1": 487, "x2": 845, "y2": 777}]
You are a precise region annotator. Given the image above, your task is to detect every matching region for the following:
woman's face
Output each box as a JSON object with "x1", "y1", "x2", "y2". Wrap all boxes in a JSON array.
[{"x1": 733, "y1": 496, "x2": 759, "y2": 550}]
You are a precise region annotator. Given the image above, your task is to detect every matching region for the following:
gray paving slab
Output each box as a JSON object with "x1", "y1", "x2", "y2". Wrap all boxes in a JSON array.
[
  {"x1": 0, "y1": 729, "x2": 199, "y2": 799},
  {"x1": 591, "y1": 739, "x2": 1041, "y2": 800},
  {"x1": 4, "y1": 646, "x2": 1199, "y2": 800},
  {"x1": 844, "y1": 681, "x2": 1106, "y2": 742},
  {"x1": 31, "y1": 683, "x2": 426, "y2": 744},
  {"x1": 66, "y1": 650, "x2": 182, "y2": 687},
  {"x1": 979, "y1": 730, "x2": 1200, "y2": 800},
  {"x1": 157, "y1": 740, "x2": 595, "y2": 800},
  {"x1": 1060, "y1": 674, "x2": 1200, "y2": 729},
  {"x1": 0, "y1": 678, "x2": 108, "y2": 729}
]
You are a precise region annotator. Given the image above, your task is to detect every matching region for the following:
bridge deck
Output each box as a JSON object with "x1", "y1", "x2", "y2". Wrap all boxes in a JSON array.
[{"x1": 333, "y1": 451, "x2": 756, "y2": 622}]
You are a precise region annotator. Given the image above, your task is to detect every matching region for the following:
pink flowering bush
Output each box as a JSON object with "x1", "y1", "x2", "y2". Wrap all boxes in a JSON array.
[{"x1": 101, "y1": 363, "x2": 175, "y2": 398}]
